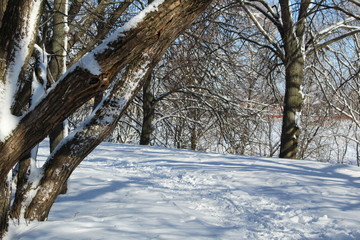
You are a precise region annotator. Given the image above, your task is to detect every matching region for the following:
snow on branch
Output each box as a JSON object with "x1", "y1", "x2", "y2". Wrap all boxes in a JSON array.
[
  {"x1": 241, "y1": 4, "x2": 278, "y2": 47},
  {"x1": 49, "y1": 53, "x2": 152, "y2": 159},
  {"x1": 315, "y1": 18, "x2": 357, "y2": 39},
  {"x1": 306, "y1": 17, "x2": 360, "y2": 55},
  {"x1": 44, "y1": 0, "x2": 165, "y2": 96},
  {"x1": 93, "y1": 0, "x2": 165, "y2": 55}
]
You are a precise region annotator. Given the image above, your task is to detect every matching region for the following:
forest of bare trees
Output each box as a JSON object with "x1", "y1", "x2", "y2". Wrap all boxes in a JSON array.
[{"x1": 0, "y1": 0, "x2": 359, "y2": 238}]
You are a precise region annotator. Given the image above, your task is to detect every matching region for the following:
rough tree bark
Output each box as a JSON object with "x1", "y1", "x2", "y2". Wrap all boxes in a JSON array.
[
  {"x1": 279, "y1": 0, "x2": 310, "y2": 159},
  {"x1": 0, "y1": 0, "x2": 7, "y2": 28},
  {"x1": 48, "y1": 0, "x2": 69, "y2": 194},
  {"x1": 139, "y1": 0, "x2": 156, "y2": 146},
  {"x1": 140, "y1": 73, "x2": 156, "y2": 145},
  {"x1": 0, "y1": 0, "x2": 212, "y2": 234},
  {"x1": 0, "y1": 0, "x2": 43, "y2": 236},
  {"x1": 22, "y1": 0, "x2": 212, "y2": 220},
  {"x1": 241, "y1": 0, "x2": 359, "y2": 159}
]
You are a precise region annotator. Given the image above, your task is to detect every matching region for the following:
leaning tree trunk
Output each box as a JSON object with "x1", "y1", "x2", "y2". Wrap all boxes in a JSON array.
[
  {"x1": 24, "y1": 54, "x2": 154, "y2": 221},
  {"x1": 1, "y1": 0, "x2": 212, "y2": 224},
  {"x1": 23, "y1": 0, "x2": 213, "y2": 219}
]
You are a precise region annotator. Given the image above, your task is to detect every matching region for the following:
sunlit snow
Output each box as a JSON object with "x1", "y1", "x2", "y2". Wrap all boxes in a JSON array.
[{"x1": 5, "y1": 141, "x2": 360, "y2": 240}]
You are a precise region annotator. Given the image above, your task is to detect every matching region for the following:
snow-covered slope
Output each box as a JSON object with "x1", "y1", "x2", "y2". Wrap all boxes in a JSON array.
[{"x1": 6, "y1": 142, "x2": 360, "y2": 239}]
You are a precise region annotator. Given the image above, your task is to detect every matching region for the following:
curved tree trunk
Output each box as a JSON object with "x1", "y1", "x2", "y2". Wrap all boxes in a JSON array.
[
  {"x1": 24, "y1": 54, "x2": 154, "y2": 221},
  {"x1": 0, "y1": 0, "x2": 212, "y2": 224}
]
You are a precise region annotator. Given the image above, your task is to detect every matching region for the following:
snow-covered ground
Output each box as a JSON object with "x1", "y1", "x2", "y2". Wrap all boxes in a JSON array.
[{"x1": 6, "y1": 142, "x2": 360, "y2": 240}]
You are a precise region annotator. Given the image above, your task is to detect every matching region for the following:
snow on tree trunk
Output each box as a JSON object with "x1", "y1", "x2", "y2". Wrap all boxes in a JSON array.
[
  {"x1": 0, "y1": 0, "x2": 42, "y2": 141},
  {"x1": 24, "y1": 53, "x2": 153, "y2": 220},
  {"x1": 23, "y1": 0, "x2": 212, "y2": 217},
  {"x1": 0, "y1": 0, "x2": 212, "y2": 229},
  {"x1": 0, "y1": 0, "x2": 43, "y2": 236},
  {"x1": 279, "y1": 54, "x2": 305, "y2": 159},
  {"x1": 278, "y1": 0, "x2": 309, "y2": 159}
]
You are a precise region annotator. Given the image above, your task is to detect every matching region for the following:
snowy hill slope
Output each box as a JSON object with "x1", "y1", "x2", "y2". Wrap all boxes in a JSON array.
[{"x1": 6, "y1": 142, "x2": 360, "y2": 240}]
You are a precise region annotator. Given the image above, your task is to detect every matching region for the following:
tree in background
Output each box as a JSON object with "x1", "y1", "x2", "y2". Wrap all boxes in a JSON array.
[
  {"x1": 236, "y1": 0, "x2": 360, "y2": 159},
  {"x1": 104, "y1": 0, "x2": 359, "y2": 162}
]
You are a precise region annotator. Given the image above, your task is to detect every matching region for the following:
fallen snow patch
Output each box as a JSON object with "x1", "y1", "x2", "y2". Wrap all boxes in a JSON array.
[{"x1": 6, "y1": 141, "x2": 360, "y2": 239}]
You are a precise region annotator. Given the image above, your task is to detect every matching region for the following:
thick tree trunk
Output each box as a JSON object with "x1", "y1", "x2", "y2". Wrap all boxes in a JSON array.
[
  {"x1": 24, "y1": 54, "x2": 154, "y2": 221},
  {"x1": 279, "y1": 55, "x2": 304, "y2": 158},
  {"x1": 278, "y1": 0, "x2": 308, "y2": 159},
  {"x1": 140, "y1": 73, "x2": 155, "y2": 145},
  {"x1": 0, "y1": 0, "x2": 199, "y2": 182},
  {"x1": 0, "y1": 0, "x2": 43, "y2": 236},
  {"x1": 2, "y1": 0, "x2": 212, "y2": 222}
]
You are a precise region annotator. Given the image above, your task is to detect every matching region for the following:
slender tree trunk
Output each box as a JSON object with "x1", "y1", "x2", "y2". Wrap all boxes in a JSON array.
[
  {"x1": 0, "y1": 176, "x2": 11, "y2": 237},
  {"x1": 140, "y1": 73, "x2": 155, "y2": 145},
  {"x1": 48, "y1": 0, "x2": 69, "y2": 194},
  {"x1": 48, "y1": 0, "x2": 68, "y2": 141},
  {"x1": 190, "y1": 127, "x2": 197, "y2": 150},
  {"x1": 9, "y1": 156, "x2": 31, "y2": 220}
]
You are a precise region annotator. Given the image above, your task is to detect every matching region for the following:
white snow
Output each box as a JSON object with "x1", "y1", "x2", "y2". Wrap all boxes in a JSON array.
[
  {"x1": 62, "y1": 0, "x2": 69, "y2": 76},
  {"x1": 0, "y1": 0, "x2": 42, "y2": 142},
  {"x1": 295, "y1": 111, "x2": 301, "y2": 129},
  {"x1": 78, "y1": 52, "x2": 102, "y2": 76},
  {"x1": 30, "y1": 72, "x2": 44, "y2": 106},
  {"x1": 51, "y1": 55, "x2": 151, "y2": 157},
  {"x1": 5, "y1": 141, "x2": 360, "y2": 240},
  {"x1": 299, "y1": 85, "x2": 305, "y2": 100},
  {"x1": 31, "y1": 46, "x2": 47, "y2": 106},
  {"x1": 93, "y1": 0, "x2": 165, "y2": 55},
  {"x1": 30, "y1": 0, "x2": 163, "y2": 104},
  {"x1": 120, "y1": 0, "x2": 164, "y2": 33}
]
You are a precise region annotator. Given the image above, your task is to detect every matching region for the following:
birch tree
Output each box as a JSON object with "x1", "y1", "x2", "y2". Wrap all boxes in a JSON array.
[{"x1": 0, "y1": 0, "x2": 212, "y2": 237}]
